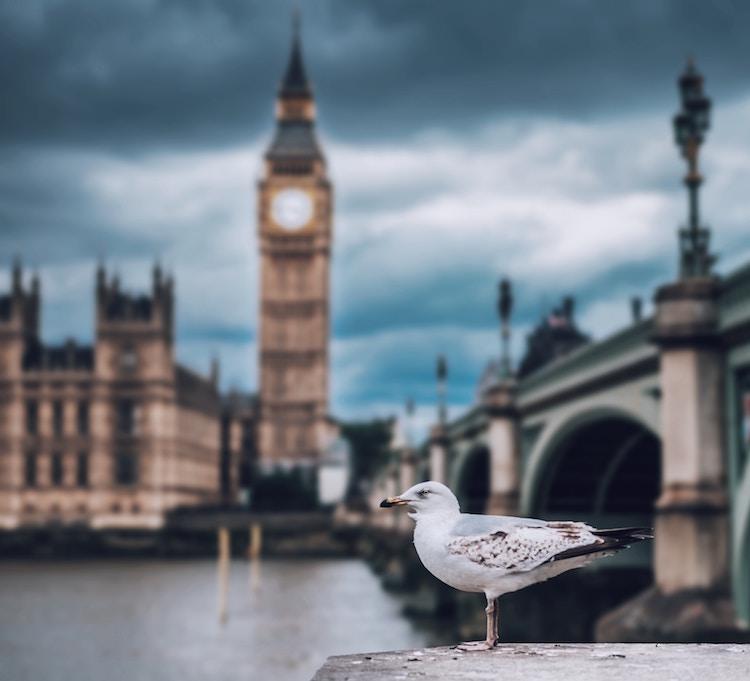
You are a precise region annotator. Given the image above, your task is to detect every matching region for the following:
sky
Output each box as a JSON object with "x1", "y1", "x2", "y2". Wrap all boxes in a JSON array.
[{"x1": 2, "y1": 0, "x2": 750, "y2": 432}]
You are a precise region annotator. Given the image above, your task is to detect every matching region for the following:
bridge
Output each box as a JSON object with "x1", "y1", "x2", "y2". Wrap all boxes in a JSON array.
[
  {"x1": 367, "y1": 60, "x2": 750, "y2": 642},
  {"x1": 377, "y1": 260, "x2": 750, "y2": 641}
]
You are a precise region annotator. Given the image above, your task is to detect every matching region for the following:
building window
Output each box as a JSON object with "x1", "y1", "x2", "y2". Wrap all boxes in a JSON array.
[
  {"x1": 24, "y1": 453, "x2": 37, "y2": 487},
  {"x1": 76, "y1": 452, "x2": 89, "y2": 488},
  {"x1": 119, "y1": 347, "x2": 138, "y2": 373},
  {"x1": 274, "y1": 426, "x2": 284, "y2": 451},
  {"x1": 51, "y1": 452, "x2": 64, "y2": 486},
  {"x1": 272, "y1": 370, "x2": 284, "y2": 397},
  {"x1": 25, "y1": 401, "x2": 38, "y2": 435},
  {"x1": 77, "y1": 401, "x2": 89, "y2": 435},
  {"x1": 116, "y1": 400, "x2": 136, "y2": 435},
  {"x1": 52, "y1": 401, "x2": 64, "y2": 436},
  {"x1": 114, "y1": 452, "x2": 137, "y2": 486}
]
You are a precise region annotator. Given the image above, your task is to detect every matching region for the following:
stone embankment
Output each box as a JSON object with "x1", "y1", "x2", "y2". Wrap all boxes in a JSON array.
[{"x1": 311, "y1": 643, "x2": 749, "y2": 681}]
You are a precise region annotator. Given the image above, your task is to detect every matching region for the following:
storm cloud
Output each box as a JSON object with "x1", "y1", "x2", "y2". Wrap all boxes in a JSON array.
[
  {"x1": 2, "y1": 0, "x2": 750, "y2": 428},
  {"x1": 3, "y1": 0, "x2": 750, "y2": 147}
]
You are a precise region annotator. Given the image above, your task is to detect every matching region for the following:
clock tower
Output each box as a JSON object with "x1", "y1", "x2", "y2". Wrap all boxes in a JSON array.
[{"x1": 256, "y1": 20, "x2": 332, "y2": 467}]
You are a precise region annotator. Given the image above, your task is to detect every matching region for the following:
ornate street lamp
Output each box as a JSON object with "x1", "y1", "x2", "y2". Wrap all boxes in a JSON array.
[
  {"x1": 672, "y1": 59, "x2": 714, "y2": 279},
  {"x1": 497, "y1": 277, "x2": 513, "y2": 378},
  {"x1": 436, "y1": 355, "x2": 447, "y2": 427}
]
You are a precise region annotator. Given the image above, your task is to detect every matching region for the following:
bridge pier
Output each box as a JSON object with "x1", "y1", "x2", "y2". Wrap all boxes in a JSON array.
[
  {"x1": 483, "y1": 379, "x2": 521, "y2": 516},
  {"x1": 598, "y1": 277, "x2": 745, "y2": 642},
  {"x1": 428, "y1": 424, "x2": 449, "y2": 485}
]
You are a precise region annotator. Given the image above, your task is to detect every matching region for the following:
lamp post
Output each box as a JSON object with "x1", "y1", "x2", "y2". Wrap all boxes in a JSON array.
[
  {"x1": 673, "y1": 59, "x2": 714, "y2": 279},
  {"x1": 436, "y1": 354, "x2": 447, "y2": 427},
  {"x1": 497, "y1": 278, "x2": 513, "y2": 378}
]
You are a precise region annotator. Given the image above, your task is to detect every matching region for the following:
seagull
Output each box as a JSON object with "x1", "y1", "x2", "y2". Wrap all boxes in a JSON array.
[{"x1": 380, "y1": 481, "x2": 652, "y2": 651}]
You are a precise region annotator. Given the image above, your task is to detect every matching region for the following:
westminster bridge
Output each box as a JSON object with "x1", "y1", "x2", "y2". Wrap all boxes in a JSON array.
[
  {"x1": 370, "y1": 61, "x2": 750, "y2": 642},
  {"x1": 372, "y1": 258, "x2": 750, "y2": 642}
]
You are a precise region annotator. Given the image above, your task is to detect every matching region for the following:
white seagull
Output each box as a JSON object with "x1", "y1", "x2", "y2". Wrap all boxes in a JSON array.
[{"x1": 380, "y1": 481, "x2": 652, "y2": 651}]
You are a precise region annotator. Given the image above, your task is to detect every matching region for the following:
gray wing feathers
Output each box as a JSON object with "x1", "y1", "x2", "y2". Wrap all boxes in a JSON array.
[
  {"x1": 450, "y1": 513, "x2": 547, "y2": 537},
  {"x1": 447, "y1": 520, "x2": 601, "y2": 572}
]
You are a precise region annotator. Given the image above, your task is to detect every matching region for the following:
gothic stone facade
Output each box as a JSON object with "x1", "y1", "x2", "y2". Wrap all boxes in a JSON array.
[
  {"x1": 256, "y1": 29, "x2": 332, "y2": 467},
  {"x1": 0, "y1": 262, "x2": 229, "y2": 531}
]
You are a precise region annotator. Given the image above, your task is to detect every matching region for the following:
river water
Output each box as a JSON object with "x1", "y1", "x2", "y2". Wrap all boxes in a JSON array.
[{"x1": 0, "y1": 559, "x2": 432, "y2": 681}]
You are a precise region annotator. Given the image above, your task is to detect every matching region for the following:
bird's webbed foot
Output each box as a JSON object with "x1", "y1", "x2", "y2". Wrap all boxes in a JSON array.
[{"x1": 454, "y1": 639, "x2": 496, "y2": 652}]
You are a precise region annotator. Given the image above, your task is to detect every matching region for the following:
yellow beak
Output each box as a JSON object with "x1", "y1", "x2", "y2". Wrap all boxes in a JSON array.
[{"x1": 380, "y1": 496, "x2": 407, "y2": 508}]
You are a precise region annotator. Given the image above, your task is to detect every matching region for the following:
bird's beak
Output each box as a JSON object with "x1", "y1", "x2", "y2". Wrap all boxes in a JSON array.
[{"x1": 380, "y1": 496, "x2": 407, "y2": 508}]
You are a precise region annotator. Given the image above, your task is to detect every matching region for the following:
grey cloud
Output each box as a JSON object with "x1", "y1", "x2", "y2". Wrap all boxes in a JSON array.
[
  {"x1": 3, "y1": 0, "x2": 749, "y2": 415},
  {"x1": 2, "y1": 1, "x2": 749, "y2": 150},
  {"x1": 0, "y1": 150, "x2": 164, "y2": 263}
]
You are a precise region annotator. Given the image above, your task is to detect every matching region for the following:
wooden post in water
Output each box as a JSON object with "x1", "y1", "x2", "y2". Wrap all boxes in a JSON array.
[
  {"x1": 248, "y1": 522, "x2": 262, "y2": 594},
  {"x1": 249, "y1": 522, "x2": 262, "y2": 560},
  {"x1": 217, "y1": 527, "x2": 230, "y2": 624}
]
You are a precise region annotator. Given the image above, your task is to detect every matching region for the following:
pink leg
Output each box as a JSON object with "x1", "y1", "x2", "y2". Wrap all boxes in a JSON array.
[{"x1": 455, "y1": 596, "x2": 498, "y2": 652}]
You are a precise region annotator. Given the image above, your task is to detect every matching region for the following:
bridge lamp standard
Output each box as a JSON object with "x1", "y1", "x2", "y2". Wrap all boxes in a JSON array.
[
  {"x1": 497, "y1": 278, "x2": 513, "y2": 378},
  {"x1": 673, "y1": 58, "x2": 714, "y2": 279},
  {"x1": 436, "y1": 355, "x2": 448, "y2": 427}
]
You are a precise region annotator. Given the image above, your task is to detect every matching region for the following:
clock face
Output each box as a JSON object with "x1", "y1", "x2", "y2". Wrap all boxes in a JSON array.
[{"x1": 271, "y1": 188, "x2": 313, "y2": 231}]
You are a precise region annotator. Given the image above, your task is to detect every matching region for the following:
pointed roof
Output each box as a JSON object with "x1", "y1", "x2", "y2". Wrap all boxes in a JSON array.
[
  {"x1": 279, "y1": 15, "x2": 311, "y2": 98},
  {"x1": 266, "y1": 120, "x2": 322, "y2": 160}
]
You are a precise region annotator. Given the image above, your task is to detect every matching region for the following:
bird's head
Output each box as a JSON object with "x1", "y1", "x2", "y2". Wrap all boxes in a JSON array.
[{"x1": 380, "y1": 481, "x2": 460, "y2": 517}]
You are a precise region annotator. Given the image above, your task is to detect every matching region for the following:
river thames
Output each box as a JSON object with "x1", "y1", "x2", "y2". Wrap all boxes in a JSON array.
[{"x1": 0, "y1": 558, "x2": 434, "y2": 681}]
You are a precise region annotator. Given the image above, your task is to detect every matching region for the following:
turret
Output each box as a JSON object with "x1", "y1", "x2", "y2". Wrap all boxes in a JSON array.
[
  {"x1": 0, "y1": 259, "x2": 40, "y2": 378},
  {"x1": 0, "y1": 259, "x2": 39, "y2": 339},
  {"x1": 94, "y1": 263, "x2": 175, "y2": 381},
  {"x1": 95, "y1": 262, "x2": 173, "y2": 343}
]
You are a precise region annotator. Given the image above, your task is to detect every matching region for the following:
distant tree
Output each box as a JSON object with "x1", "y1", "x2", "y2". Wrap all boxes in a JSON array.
[
  {"x1": 340, "y1": 418, "x2": 393, "y2": 500},
  {"x1": 251, "y1": 467, "x2": 318, "y2": 511}
]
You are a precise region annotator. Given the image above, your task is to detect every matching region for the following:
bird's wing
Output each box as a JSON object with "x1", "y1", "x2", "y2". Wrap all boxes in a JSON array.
[
  {"x1": 446, "y1": 520, "x2": 602, "y2": 573},
  {"x1": 451, "y1": 513, "x2": 547, "y2": 537}
]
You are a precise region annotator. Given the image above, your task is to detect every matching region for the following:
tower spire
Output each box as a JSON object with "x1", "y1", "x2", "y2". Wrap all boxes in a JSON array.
[
  {"x1": 280, "y1": 9, "x2": 311, "y2": 99},
  {"x1": 267, "y1": 10, "x2": 321, "y2": 161}
]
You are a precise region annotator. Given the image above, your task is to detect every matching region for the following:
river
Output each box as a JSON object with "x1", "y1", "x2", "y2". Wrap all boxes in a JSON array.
[{"x1": 0, "y1": 558, "x2": 433, "y2": 681}]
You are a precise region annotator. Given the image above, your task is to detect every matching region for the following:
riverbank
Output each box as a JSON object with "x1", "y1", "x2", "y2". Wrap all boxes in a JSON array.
[{"x1": 0, "y1": 510, "x2": 356, "y2": 558}]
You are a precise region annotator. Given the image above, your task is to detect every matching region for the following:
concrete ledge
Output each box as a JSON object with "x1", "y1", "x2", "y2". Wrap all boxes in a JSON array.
[{"x1": 311, "y1": 643, "x2": 749, "y2": 680}]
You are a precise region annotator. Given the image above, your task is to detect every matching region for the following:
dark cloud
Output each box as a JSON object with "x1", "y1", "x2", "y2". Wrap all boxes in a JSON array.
[
  {"x1": 3, "y1": 0, "x2": 749, "y2": 418},
  {"x1": 0, "y1": 150, "x2": 164, "y2": 263},
  {"x1": 1, "y1": 1, "x2": 749, "y2": 150}
]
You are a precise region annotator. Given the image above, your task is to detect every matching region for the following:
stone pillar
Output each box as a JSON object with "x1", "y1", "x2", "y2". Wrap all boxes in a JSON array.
[
  {"x1": 598, "y1": 277, "x2": 747, "y2": 642},
  {"x1": 387, "y1": 456, "x2": 407, "y2": 533},
  {"x1": 482, "y1": 379, "x2": 521, "y2": 517},
  {"x1": 428, "y1": 425, "x2": 449, "y2": 485},
  {"x1": 399, "y1": 447, "x2": 417, "y2": 495}
]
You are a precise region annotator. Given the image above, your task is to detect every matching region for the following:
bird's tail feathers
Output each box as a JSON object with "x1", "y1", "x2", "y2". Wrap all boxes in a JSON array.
[
  {"x1": 592, "y1": 526, "x2": 654, "y2": 541},
  {"x1": 548, "y1": 527, "x2": 652, "y2": 564}
]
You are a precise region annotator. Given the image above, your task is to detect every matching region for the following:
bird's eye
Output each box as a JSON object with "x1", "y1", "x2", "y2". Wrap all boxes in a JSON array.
[{"x1": 417, "y1": 488, "x2": 430, "y2": 497}]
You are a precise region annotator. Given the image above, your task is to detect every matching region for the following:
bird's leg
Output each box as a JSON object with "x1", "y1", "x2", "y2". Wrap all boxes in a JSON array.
[
  {"x1": 455, "y1": 595, "x2": 498, "y2": 652},
  {"x1": 493, "y1": 597, "x2": 500, "y2": 642}
]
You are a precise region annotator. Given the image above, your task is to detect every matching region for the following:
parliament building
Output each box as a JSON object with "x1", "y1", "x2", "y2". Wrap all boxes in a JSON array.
[
  {"x1": 0, "y1": 22, "x2": 335, "y2": 533},
  {"x1": 0, "y1": 261, "x2": 247, "y2": 531}
]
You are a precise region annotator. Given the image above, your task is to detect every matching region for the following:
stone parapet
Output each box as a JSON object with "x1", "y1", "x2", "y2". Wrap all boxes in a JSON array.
[
  {"x1": 653, "y1": 277, "x2": 721, "y2": 347},
  {"x1": 312, "y1": 643, "x2": 750, "y2": 680},
  {"x1": 481, "y1": 378, "x2": 518, "y2": 417}
]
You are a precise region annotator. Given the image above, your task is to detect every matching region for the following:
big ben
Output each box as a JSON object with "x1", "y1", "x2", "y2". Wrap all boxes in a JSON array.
[{"x1": 257, "y1": 20, "x2": 331, "y2": 467}]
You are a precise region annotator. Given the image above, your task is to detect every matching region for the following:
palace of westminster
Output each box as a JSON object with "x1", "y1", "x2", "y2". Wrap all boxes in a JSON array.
[{"x1": 0, "y1": 25, "x2": 335, "y2": 532}]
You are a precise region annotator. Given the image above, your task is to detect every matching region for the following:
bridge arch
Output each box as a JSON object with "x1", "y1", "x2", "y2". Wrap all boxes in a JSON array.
[
  {"x1": 453, "y1": 443, "x2": 490, "y2": 514},
  {"x1": 522, "y1": 407, "x2": 661, "y2": 529}
]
